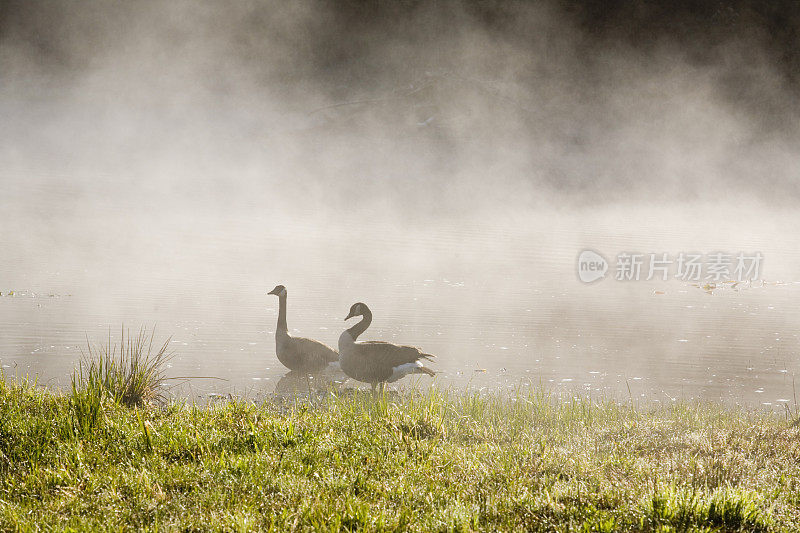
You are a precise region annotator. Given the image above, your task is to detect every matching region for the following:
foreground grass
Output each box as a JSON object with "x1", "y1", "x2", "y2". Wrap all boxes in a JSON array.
[
  {"x1": 76, "y1": 326, "x2": 173, "y2": 408},
  {"x1": 1, "y1": 378, "x2": 799, "y2": 531}
]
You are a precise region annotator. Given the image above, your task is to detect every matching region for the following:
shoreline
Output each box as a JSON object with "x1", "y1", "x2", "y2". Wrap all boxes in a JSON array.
[{"x1": 1, "y1": 374, "x2": 798, "y2": 530}]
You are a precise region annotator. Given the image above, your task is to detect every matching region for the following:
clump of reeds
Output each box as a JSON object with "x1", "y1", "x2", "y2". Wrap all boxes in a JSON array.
[{"x1": 75, "y1": 326, "x2": 173, "y2": 408}]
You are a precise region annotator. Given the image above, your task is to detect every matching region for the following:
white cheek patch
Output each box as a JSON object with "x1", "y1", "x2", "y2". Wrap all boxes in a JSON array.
[{"x1": 280, "y1": 289, "x2": 287, "y2": 297}]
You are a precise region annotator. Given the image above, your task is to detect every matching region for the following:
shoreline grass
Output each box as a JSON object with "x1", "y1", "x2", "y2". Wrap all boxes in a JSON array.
[
  {"x1": 1, "y1": 373, "x2": 799, "y2": 531},
  {"x1": 76, "y1": 326, "x2": 173, "y2": 408}
]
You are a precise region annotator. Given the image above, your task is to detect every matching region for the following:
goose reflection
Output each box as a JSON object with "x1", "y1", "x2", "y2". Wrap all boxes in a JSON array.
[{"x1": 273, "y1": 368, "x2": 346, "y2": 396}]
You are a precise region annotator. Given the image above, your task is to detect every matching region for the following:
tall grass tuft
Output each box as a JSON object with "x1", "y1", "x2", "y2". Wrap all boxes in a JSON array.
[
  {"x1": 77, "y1": 326, "x2": 173, "y2": 407},
  {"x1": 69, "y1": 367, "x2": 103, "y2": 437}
]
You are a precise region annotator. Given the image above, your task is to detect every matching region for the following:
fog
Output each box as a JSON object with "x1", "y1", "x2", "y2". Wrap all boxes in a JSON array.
[{"x1": 1, "y1": 0, "x2": 799, "y2": 405}]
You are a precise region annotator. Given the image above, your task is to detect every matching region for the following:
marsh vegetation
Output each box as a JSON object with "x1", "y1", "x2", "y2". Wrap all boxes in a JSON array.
[{"x1": 1, "y1": 360, "x2": 799, "y2": 530}]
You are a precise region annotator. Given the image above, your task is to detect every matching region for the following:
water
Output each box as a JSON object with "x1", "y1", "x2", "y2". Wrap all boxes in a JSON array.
[{"x1": 1, "y1": 177, "x2": 799, "y2": 408}]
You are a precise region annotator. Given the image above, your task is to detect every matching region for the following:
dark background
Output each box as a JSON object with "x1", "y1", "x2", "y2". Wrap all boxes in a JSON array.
[{"x1": 3, "y1": 1, "x2": 798, "y2": 82}]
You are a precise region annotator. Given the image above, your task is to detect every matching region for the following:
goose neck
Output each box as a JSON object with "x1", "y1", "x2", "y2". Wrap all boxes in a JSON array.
[
  {"x1": 276, "y1": 294, "x2": 288, "y2": 333},
  {"x1": 346, "y1": 308, "x2": 372, "y2": 341}
]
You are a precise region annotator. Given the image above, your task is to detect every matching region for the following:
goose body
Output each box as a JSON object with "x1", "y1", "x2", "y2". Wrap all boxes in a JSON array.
[
  {"x1": 268, "y1": 285, "x2": 339, "y2": 373},
  {"x1": 338, "y1": 302, "x2": 435, "y2": 391}
]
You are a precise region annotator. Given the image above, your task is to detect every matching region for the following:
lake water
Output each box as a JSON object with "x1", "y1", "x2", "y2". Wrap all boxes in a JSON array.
[{"x1": 1, "y1": 180, "x2": 799, "y2": 409}]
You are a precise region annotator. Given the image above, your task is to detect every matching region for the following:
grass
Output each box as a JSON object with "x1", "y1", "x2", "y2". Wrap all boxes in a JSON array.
[
  {"x1": 1, "y1": 374, "x2": 799, "y2": 531},
  {"x1": 75, "y1": 326, "x2": 173, "y2": 408}
]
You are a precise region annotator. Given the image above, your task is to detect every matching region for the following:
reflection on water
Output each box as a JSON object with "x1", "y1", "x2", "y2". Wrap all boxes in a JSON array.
[
  {"x1": 1, "y1": 200, "x2": 799, "y2": 409},
  {"x1": 273, "y1": 368, "x2": 347, "y2": 395}
]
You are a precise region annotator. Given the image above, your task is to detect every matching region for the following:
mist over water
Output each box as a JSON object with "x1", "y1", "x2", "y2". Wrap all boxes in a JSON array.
[{"x1": 2, "y1": 0, "x2": 799, "y2": 406}]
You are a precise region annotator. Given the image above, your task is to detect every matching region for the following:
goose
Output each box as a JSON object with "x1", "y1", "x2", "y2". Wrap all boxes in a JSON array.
[
  {"x1": 338, "y1": 302, "x2": 435, "y2": 392},
  {"x1": 267, "y1": 285, "x2": 339, "y2": 373}
]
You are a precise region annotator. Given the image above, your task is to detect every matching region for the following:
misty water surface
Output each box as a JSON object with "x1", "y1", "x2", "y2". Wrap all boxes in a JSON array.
[
  {"x1": 1, "y1": 186, "x2": 798, "y2": 407},
  {"x1": 2, "y1": 1, "x2": 800, "y2": 408}
]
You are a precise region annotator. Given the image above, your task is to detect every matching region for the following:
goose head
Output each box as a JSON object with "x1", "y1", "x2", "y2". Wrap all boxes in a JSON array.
[
  {"x1": 345, "y1": 302, "x2": 368, "y2": 320},
  {"x1": 268, "y1": 285, "x2": 287, "y2": 297}
]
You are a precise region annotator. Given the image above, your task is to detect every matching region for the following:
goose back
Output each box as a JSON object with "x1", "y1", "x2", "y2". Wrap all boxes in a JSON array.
[
  {"x1": 340, "y1": 340, "x2": 433, "y2": 383},
  {"x1": 277, "y1": 334, "x2": 339, "y2": 373}
]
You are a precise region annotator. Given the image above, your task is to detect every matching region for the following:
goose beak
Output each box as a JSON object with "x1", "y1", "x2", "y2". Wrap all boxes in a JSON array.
[
  {"x1": 267, "y1": 288, "x2": 278, "y2": 295},
  {"x1": 344, "y1": 311, "x2": 356, "y2": 320}
]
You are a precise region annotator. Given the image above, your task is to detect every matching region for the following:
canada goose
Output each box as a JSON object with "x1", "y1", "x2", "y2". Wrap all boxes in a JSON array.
[
  {"x1": 267, "y1": 285, "x2": 339, "y2": 372},
  {"x1": 338, "y1": 302, "x2": 435, "y2": 392}
]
